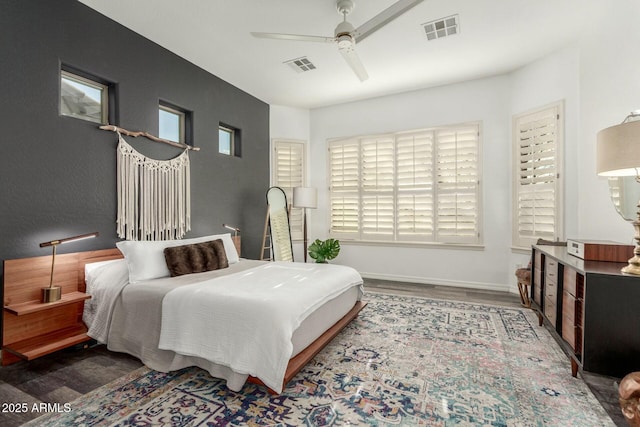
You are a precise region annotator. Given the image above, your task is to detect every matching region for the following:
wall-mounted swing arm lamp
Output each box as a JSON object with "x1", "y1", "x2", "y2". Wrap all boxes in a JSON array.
[
  {"x1": 222, "y1": 223, "x2": 240, "y2": 237},
  {"x1": 293, "y1": 187, "x2": 317, "y2": 263},
  {"x1": 39, "y1": 231, "x2": 99, "y2": 302},
  {"x1": 222, "y1": 223, "x2": 241, "y2": 256},
  {"x1": 597, "y1": 112, "x2": 640, "y2": 275}
]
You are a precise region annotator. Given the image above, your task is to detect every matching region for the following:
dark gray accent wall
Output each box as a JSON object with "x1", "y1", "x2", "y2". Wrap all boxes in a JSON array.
[{"x1": 0, "y1": 1, "x2": 270, "y2": 267}]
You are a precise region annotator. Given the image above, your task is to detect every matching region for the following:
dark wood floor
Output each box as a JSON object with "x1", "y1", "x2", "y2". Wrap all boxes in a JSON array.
[{"x1": 0, "y1": 279, "x2": 626, "y2": 426}]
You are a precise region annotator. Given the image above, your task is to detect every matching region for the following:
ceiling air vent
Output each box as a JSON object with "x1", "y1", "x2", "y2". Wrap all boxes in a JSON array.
[
  {"x1": 422, "y1": 15, "x2": 459, "y2": 41},
  {"x1": 284, "y1": 57, "x2": 317, "y2": 73}
]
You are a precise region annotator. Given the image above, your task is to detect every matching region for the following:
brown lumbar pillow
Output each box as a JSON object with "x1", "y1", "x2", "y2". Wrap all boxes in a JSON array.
[{"x1": 163, "y1": 239, "x2": 229, "y2": 277}]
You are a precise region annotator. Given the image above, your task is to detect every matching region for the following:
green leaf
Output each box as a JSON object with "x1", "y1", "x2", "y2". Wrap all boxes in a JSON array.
[{"x1": 307, "y1": 238, "x2": 340, "y2": 263}]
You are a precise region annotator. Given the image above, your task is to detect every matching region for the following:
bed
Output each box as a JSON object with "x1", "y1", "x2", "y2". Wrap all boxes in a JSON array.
[{"x1": 81, "y1": 233, "x2": 365, "y2": 393}]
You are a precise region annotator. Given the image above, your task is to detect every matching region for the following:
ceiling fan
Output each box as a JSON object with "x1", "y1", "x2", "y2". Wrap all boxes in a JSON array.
[{"x1": 251, "y1": 0, "x2": 424, "y2": 82}]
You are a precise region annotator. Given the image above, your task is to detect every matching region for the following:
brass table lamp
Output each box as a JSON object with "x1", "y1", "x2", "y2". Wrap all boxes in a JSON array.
[{"x1": 39, "y1": 232, "x2": 99, "y2": 302}]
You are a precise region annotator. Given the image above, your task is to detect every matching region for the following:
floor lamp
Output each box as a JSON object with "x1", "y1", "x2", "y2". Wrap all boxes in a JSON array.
[
  {"x1": 597, "y1": 113, "x2": 640, "y2": 274},
  {"x1": 293, "y1": 187, "x2": 317, "y2": 263}
]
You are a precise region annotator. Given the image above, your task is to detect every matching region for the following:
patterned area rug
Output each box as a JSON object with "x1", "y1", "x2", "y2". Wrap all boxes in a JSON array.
[{"x1": 28, "y1": 293, "x2": 614, "y2": 426}]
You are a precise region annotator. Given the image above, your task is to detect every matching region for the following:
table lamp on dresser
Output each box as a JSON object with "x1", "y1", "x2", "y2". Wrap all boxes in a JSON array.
[{"x1": 597, "y1": 112, "x2": 640, "y2": 275}]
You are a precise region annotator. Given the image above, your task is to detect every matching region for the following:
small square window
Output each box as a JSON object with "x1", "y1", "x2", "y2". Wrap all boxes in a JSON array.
[
  {"x1": 219, "y1": 123, "x2": 241, "y2": 157},
  {"x1": 60, "y1": 70, "x2": 108, "y2": 124},
  {"x1": 159, "y1": 104, "x2": 186, "y2": 143}
]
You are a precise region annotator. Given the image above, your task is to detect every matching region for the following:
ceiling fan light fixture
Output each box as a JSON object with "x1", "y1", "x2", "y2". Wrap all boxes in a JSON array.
[{"x1": 337, "y1": 34, "x2": 353, "y2": 48}]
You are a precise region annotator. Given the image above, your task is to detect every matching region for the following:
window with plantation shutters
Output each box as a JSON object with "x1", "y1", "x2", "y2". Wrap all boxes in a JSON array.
[
  {"x1": 272, "y1": 140, "x2": 305, "y2": 240},
  {"x1": 436, "y1": 127, "x2": 480, "y2": 243},
  {"x1": 513, "y1": 103, "x2": 563, "y2": 248},
  {"x1": 329, "y1": 123, "x2": 481, "y2": 245},
  {"x1": 397, "y1": 131, "x2": 434, "y2": 241}
]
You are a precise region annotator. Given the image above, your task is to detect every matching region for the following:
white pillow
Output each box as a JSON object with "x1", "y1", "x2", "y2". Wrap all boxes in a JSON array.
[
  {"x1": 85, "y1": 258, "x2": 123, "y2": 277},
  {"x1": 116, "y1": 233, "x2": 239, "y2": 282}
]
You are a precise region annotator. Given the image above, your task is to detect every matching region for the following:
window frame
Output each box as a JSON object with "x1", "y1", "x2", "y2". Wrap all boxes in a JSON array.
[
  {"x1": 60, "y1": 69, "x2": 109, "y2": 124},
  {"x1": 158, "y1": 103, "x2": 186, "y2": 143},
  {"x1": 328, "y1": 122, "x2": 482, "y2": 246},
  {"x1": 219, "y1": 125, "x2": 234, "y2": 155},
  {"x1": 512, "y1": 101, "x2": 564, "y2": 249},
  {"x1": 219, "y1": 123, "x2": 241, "y2": 157}
]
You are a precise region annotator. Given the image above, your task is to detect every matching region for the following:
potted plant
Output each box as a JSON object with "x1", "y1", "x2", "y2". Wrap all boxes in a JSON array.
[{"x1": 308, "y1": 238, "x2": 340, "y2": 263}]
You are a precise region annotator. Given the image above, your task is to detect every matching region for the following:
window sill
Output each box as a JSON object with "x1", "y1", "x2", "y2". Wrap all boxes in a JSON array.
[{"x1": 337, "y1": 239, "x2": 485, "y2": 251}]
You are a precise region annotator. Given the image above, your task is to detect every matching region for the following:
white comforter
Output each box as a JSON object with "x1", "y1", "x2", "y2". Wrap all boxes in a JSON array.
[{"x1": 158, "y1": 261, "x2": 363, "y2": 393}]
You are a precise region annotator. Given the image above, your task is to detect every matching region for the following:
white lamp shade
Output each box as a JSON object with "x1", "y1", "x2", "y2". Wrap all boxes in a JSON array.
[
  {"x1": 293, "y1": 187, "x2": 317, "y2": 209},
  {"x1": 597, "y1": 120, "x2": 640, "y2": 176}
]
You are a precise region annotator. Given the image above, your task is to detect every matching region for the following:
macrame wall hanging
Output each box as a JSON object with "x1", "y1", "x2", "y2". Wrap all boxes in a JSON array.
[{"x1": 116, "y1": 133, "x2": 191, "y2": 241}]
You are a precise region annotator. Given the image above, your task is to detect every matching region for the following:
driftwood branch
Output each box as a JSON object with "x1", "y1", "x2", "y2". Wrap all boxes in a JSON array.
[{"x1": 99, "y1": 125, "x2": 200, "y2": 151}]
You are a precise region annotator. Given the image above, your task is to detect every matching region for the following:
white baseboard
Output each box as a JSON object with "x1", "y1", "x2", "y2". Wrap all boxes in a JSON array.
[{"x1": 360, "y1": 271, "x2": 515, "y2": 294}]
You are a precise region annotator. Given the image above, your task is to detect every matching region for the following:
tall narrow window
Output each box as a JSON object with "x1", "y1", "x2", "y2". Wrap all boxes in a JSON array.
[
  {"x1": 272, "y1": 140, "x2": 306, "y2": 240},
  {"x1": 329, "y1": 123, "x2": 481, "y2": 245},
  {"x1": 513, "y1": 102, "x2": 563, "y2": 248},
  {"x1": 159, "y1": 103, "x2": 186, "y2": 143},
  {"x1": 60, "y1": 70, "x2": 109, "y2": 124},
  {"x1": 219, "y1": 126, "x2": 233, "y2": 155}
]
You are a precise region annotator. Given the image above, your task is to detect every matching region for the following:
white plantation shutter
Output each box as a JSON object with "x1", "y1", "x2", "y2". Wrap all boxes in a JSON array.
[
  {"x1": 329, "y1": 139, "x2": 360, "y2": 239},
  {"x1": 397, "y1": 132, "x2": 434, "y2": 240},
  {"x1": 272, "y1": 140, "x2": 305, "y2": 240},
  {"x1": 436, "y1": 127, "x2": 479, "y2": 243},
  {"x1": 513, "y1": 103, "x2": 563, "y2": 247},
  {"x1": 329, "y1": 123, "x2": 481, "y2": 244},
  {"x1": 361, "y1": 136, "x2": 395, "y2": 240}
]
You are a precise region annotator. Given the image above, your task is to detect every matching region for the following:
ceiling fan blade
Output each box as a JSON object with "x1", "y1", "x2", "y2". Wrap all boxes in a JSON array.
[
  {"x1": 338, "y1": 45, "x2": 369, "y2": 82},
  {"x1": 251, "y1": 32, "x2": 334, "y2": 43},
  {"x1": 353, "y1": 0, "x2": 424, "y2": 43}
]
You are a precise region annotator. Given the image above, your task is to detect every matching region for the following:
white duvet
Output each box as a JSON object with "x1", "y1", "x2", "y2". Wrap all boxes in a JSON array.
[{"x1": 158, "y1": 261, "x2": 363, "y2": 393}]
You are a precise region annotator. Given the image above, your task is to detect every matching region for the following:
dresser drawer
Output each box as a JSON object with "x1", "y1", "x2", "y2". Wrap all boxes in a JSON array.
[
  {"x1": 533, "y1": 267, "x2": 542, "y2": 305},
  {"x1": 545, "y1": 258, "x2": 558, "y2": 285},
  {"x1": 544, "y1": 296, "x2": 557, "y2": 327},
  {"x1": 545, "y1": 279, "x2": 557, "y2": 299},
  {"x1": 562, "y1": 291, "x2": 576, "y2": 349},
  {"x1": 564, "y1": 267, "x2": 577, "y2": 297},
  {"x1": 562, "y1": 312, "x2": 576, "y2": 349}
]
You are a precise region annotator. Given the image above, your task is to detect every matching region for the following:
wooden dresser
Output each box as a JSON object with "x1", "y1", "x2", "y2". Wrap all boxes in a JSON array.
[{"x1": 532, "y1": 244, "x2": 640, "y2": 378}]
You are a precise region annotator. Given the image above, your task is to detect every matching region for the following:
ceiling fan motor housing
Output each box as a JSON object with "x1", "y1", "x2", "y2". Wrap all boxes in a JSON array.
[
  {"x1": 336, "y1": 0, "x2": 355, "y2": 16},
  {"x1": 335, "y1": 20, "x2": 356, "y2": 41}
]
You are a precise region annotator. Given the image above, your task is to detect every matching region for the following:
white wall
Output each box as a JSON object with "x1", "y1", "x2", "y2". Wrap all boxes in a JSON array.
[
  {"x1": 507, "y1": 46, "x2": 581, "y2": 281},
  {"x1": 268, "y1": 1, "x2": 640, "y2": 291},
  {"x1": 577, "y1": 0, "x2": 640, "y2": 244},
  {"x1": 309, "y1": 76, "x2": 513, "y2": 291},
  {"x1": 270, "y1": 105, "x2": 310, "y2": 143},
  {"x1": 269, "y1": 105, "x2": 311, "y2": 261}
]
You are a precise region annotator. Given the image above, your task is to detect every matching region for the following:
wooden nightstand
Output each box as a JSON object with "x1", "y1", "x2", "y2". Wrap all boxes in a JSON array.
[
  {"x1": 3, "y1": 292, "x2": 92, "y2": 364},
  {"x1": 2, "y1": 249, "x2": 121, "y2": 365}
]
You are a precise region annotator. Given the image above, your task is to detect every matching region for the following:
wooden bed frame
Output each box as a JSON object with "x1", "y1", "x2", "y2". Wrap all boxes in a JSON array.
[{"x1": 2, "y1": 248, "x2": 366, "y2": 393}]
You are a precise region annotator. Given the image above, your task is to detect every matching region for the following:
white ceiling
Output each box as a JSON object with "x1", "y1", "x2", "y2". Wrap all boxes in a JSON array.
[{"x1": 78, "y1": 0, "x2": 607, "y2": 109}]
